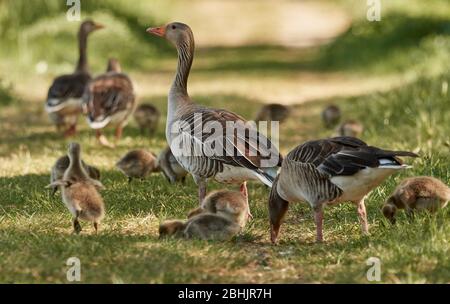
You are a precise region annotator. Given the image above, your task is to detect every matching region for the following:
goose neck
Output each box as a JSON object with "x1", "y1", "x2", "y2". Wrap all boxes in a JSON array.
[{"x1": 75, "y1": 31, "x2": 89, "y2": 73}]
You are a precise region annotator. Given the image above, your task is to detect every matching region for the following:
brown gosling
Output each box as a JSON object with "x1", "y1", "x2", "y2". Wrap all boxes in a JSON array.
[
  {"x1": 382, "y1": 176, "x2": 450, "y2": 224},
  {"x1": 47, "y1": 142, "x2": 105, "y2": 234},
  {"x1": 336, "y1": 120, "x2": 364, "y2": 138},
  {"x1": 254, "y1": 103, "x2": 290, "y2": 124},
  {"x1": 157, "y1": 146, "x2": 188, "y2": 184},
  {"x1": 159, "y1": 214, "x2": 241, "y2": 241},
  {"x1": 133, "y1": 104, "x2": 161, "y2": 136},
  {"x1": 187, "y1": 190, "x2": 249, "y2": 229},
  {"x1": 50, "y1": 155, "x2": 100, "y2": 196},
  {"x1": 116, "y1": 149, "x2": 159, "y2": 183},
  {"x1": 322, "y1": 104, "x2": 341, "y2": 129}
]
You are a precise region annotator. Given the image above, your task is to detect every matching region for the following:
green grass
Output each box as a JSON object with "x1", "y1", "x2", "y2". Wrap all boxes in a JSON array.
[{"x1": 0, "y1": 0, "x2": 449, "y2": 283}]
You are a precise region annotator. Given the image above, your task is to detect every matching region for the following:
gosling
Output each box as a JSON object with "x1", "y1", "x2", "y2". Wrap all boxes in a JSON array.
[
  {"x1": 47, "y1": 142, "x2": 105, "y2": 234},
  {"x1": 254, "y1": 103, "x2": 290, "y2": 124},
  {"x1": 157, "y1": 146, "x2": 188, "y2": 184},
  {"x1": 133, "y1": 104, "x2": 160, "y2": 136},
  {"x1": 50, "y1": 155, "x2": 100, "y2": 196},
  {"x1": 382, "y1": 176, "x2": 450, "y2": 224},
  {"x1": 322, "y1": 104, "x2": 341, "y2": 128},
  {"x1": 159, "y1": 214, "x2": 241, "y2": 241},
  {"x1": 336, "y1": 120, "x2": 364, "y2": 138},
  {"x1": 187, "y1": 190, "x2": 249, "y2": 229},
  {"x1": 116, "y1": 149, "x2": 159, "y2": 183}
]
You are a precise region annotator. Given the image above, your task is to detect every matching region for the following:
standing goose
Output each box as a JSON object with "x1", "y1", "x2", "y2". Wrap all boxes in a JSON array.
[
  {"x1": 45, "y1": 20, "x2": 103, "y2": 137},
  {"x1": 84, "y1": 58, "x2": 135, "y2": 147},
  {"x1": 269, "y1": 137, "x2": 418, "y2": 243},
  {"x1": 146, "y1": 22, "x2": 282, "y2": 203}
]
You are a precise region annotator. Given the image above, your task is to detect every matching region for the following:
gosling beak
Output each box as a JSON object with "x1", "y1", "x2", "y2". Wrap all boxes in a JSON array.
[
  {"x1": 94, "y1": 23, "x2": 105, "y2": 30},
  {"x1": 146, "y1": 26, "x2": 166, "y2": 37}
]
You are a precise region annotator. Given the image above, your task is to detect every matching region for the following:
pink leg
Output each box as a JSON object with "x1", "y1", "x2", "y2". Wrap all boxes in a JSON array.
[
  {"x1": 115, "y1": 125, "x2": 123, "y2": 140},
  {"x1": 96, "y1": 130, "x2": 114, "y2": 148},
  {"x1": 313, "y1": 205, "x2": 324, "y2": 243},
  {"x1": 198, "y1": 180, "x2": 207, "y2": 205},
  {"x1": 64, "y1": 124, "x2": 76, "y2": 138},
  {"x1": 357, "y1": 198, "x2": 369, "y2": 235},
  {"x1": 240, "y1": 182, "x2": 253, "y2": 220}
]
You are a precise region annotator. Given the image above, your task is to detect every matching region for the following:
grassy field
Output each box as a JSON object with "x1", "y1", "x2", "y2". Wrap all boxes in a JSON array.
[{"x1": 0, "y1": 0, "x2": 449, "y2": 283}]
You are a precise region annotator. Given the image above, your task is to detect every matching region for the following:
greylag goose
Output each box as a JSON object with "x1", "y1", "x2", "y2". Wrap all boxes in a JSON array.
[
  {"x1": 159, "y1": 214, "x2": 241, "y2": 241},
  {"x1": 133, "y1": 104, "x2": 161, "y2": 135},
  {"x1": 116, "y1": 149, "x2": 159, "y2": 182},
  {"x1": 84, "y1": 58, "x2": 135, "y2": 147},
  {"x1": 45, "y1": 20, "x2": 103, "y2": 137},
  {"x1": 269, "y1": 136, "x2": 418, "y2": 243},
  {"x1": 46, "y1": 143, "x2": 105, "y2": 234},
  {"x1": 147, "y1": 22, "x2": 282, "y2": 203},
  {"x1": 50, "y1": 155, "x2": 100, "y2": 196},
  {"x1": 336, "y1": 120, "x2": 364, "y2": 138},
  {"x1": 254, "y1": 103, "x2": 290, "y2": 124},
  {"x1": 382, "y1": 176, "x2": 450, "y2": 224},
  {"x1": 187, "y1": 190, "x2": 249, "y2": 229},
  {"x1": 157, "y1": 145, "x2": 188, "y2": 184},
  {"x1": 322, "y1": 104, "x2": 341, "y2": 129}
]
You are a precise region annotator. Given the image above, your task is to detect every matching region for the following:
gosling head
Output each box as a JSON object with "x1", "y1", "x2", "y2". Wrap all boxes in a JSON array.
[
  {"x1": 159, "y1": 220, "x2": 185, "y2": 238},
  {"x1": 382, "y1": 197, "x2": 398, "y2": 224}
]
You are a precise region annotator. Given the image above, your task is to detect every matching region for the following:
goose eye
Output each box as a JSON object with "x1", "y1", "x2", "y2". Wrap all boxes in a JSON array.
[{"x1": 171, "y1": 25, "x2": 176, "y2": 30}]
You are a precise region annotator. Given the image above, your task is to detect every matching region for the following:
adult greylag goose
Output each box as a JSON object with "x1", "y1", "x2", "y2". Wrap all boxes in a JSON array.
[
  {"x1": 254, "y1": 103, "x2": 290, "y2": 124},
  {"x1": 269, "y1": 136, "x2": 418, "y2": 243},
  {"x1": 45, "y1": 20, "x2": 103, "y2": 137},
  {"x1": 146, "y1": 22, "x2": 282, "y2": 203},
  {"x1": 382, "y1": 176, "x2": 450, "y2": 224},
  {"x1": 133, "y1": 103, "x2": 161, "y2": 136},
  {"x1": 46, "y1": 143, "x2": 105, "y2": 234},
  {"x1": 84, "y1": 58, "x2": 135, "y2": 147}
]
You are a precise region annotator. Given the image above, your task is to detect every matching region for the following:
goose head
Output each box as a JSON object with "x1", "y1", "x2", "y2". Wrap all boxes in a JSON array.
[
  {"x1": 80, "y1": 19, "x2": 104, "y2": 35},
  {"x1": 106, "y1": 58, "x2": 121, "y2": 73},
  {"x1": 146, "y1": 22, "x2": 194, "y2": 48}
]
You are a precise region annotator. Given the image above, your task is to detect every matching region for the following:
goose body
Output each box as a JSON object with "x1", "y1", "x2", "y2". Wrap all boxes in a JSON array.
[
  {"x1": 147, "y1": 23, "x2": 282, "y2": 203},
  {"x1": 269, "y1": 136, "x2": 418, "y2": 242},
  {"x1": 45, "y1": 20, "x2": 103, "y2": 136},
  {"x1": 85, "y1": 59, "x2": 135, "y2": 147}
]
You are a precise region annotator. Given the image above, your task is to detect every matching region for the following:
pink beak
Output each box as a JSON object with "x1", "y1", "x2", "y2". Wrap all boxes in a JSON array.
[{"x1": 146, "y1": 26, "x2": 166, "y2": 37}]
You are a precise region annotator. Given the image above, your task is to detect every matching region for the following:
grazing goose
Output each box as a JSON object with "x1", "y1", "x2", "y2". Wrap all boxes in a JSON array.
[
  {"x1": 147, "y1": 22, "x2": 282, "y2": 204},
  {"x1": 134, "y1": 104, "x2": 161, "y2": 136},
  {"x1": 336, "y1": 120, "x2": 364, "y2": 138},
  {"x1": 254, "y1": 103, "x2": 290, "y2": 124},
  {"x1": 47, "y1": 143, "x2": 105, "y2": 234},
  {"x1": 50, "y1": 155, "x2": 100, "y2": 196},
  {"x1": 157, "y1": 145, "x2": 188, "y2": 184},
  {"x1": 268, "y1": 137, "x2": 418, "y2": 243},
  {"x1": 382, "y1": 176, "x2": 450, "y2": 224},
  {"x1": 116, "y1": 149, "x2": 159, "y2": 182},
  {"x1": 45, "y1": 20, "x2": 103, "y2": 137},
  {"x1": 84, "y1": 58, "x2": 135, "y2": 147},
  {"x1": 187, "y1": 190, "x2": 249, "y2": 229},
  {"x1": 322, "y1": 104, "x2": 341, "y2": 129}
]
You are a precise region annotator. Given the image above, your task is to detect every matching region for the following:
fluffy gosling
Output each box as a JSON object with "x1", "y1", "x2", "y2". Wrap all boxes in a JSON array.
[
  {"x1": 116, "y1": 149, "x2": 159, "y2": 182},
  {"x1": 133, "y1": 104, "x2": 161, "y2": 136},
  {"x1": 336, "y1": 120, "x2": 364, "y2": 138},
  {"x1": 322, "y1": 104, "x2": 341, "y2": 128},
  {"x1": 157, "y1": 146, "x2": 188, "y2": 184},
  {"x1": 47, "y1": 142, "x2": 105, "y2": 234},
  {"x1": 254, "y1": 103, "x2": 290, "y2": 124},
  {"x1": 50, "y1": 155, "x2": 100, "y2": 196},
  {"x1": 382, "y1": 176, "x2": 450, "y2": 224}
]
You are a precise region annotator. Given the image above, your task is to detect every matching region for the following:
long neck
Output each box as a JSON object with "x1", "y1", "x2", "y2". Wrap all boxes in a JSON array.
[
  {"x1": 67, "y1": 153, "x2": 86, "y2": 180},
  {"x1": 75, "y1": 31, "x2": 89, "y2": 73}
]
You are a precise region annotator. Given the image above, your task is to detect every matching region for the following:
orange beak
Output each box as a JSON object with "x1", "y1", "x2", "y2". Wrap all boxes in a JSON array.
[
  {"x1": 146, "y1": 26, "x2": 166, "y2": 37},
  {"x1": 94, "y1": 23, "x2": 105, "y2": 30}
]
